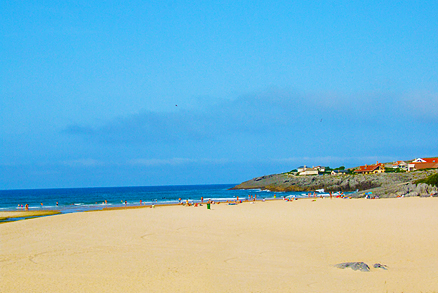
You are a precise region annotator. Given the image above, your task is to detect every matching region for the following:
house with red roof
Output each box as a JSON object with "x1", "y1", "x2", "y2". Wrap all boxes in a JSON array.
[
  {"x1": 354, "y1": 162, "x2": 385, "y2": 174},
  {"x1": 388, "y1": 160, "x2": 408, "y2": 171},
  {"x1": 408, "y1": 158, "x2": 438, "y2": 171}
]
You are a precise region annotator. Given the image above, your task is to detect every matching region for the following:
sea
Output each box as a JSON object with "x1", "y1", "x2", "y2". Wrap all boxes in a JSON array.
[{"x1": 0, "y1": 184, "x2": 313, "y2": 216}]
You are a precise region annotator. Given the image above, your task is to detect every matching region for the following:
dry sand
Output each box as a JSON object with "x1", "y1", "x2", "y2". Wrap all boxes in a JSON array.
[{"x1": 1, "y1": 197, "x2": 438, "y2": 292}]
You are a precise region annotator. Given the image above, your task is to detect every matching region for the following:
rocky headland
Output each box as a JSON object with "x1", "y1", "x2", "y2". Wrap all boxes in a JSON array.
[{"x1": 231, "y1": 170, "x2": 438, "y2": 198}]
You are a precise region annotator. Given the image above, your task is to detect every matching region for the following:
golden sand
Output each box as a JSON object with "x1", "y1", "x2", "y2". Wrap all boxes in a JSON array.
[{"x1": 1, "y1": 197, "x2": 438, "y2": 292}]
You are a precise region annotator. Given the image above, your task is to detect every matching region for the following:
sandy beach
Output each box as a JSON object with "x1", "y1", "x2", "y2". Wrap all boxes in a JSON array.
[{"x1": 1, "y1": 197, "x2": 438, "y2": 292}]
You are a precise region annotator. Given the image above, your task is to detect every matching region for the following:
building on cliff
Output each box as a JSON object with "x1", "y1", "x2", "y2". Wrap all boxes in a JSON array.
[
  {"x1": 297, "y1": 166, "x2": 319, "y2": 176},
  {"x1": 391, "y1": 161, "x2": 408, "y2": 170},
  {"x1": 354, "y1": 162, "x2": 385, "y2": 174},
  {"x1": 408, "y1": 158, "x2": 438, "y2": 171}
]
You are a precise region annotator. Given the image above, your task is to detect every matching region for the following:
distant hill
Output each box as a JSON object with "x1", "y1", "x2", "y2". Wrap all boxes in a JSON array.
[{"x1": 231, "y1": 169, "x2": 438, "y2": 198}]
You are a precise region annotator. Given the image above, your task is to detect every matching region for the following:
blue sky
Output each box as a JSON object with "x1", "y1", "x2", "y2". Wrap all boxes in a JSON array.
[{"x1": 1, "y1": 0, "x2": 437, "y2": 189}]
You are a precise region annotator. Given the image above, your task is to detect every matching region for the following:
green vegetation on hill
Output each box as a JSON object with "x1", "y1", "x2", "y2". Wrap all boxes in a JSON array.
[
  {"x1": 384, "y1": 167, "x2": 406, "y2": 173},
  {"x1": 415, "y1": 173, "x2": 438, "y2": 187}
]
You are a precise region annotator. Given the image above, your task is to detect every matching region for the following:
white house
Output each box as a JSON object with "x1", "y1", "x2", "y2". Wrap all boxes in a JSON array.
[
  {"x1": 297, "y1": 166, "x2": 306, "y2": 173},
  {"x1": 299, "y1": 167, "x2": 319, "y2": 176},
  {"x1": 316, "y1": 166, "x2": 326, "y2": 172}
]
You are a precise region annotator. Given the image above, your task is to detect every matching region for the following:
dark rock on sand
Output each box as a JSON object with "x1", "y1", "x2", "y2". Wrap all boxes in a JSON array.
[
  {"x1": 335, "y1": 262, "x2": 370, "y2": 272},
  {"x1": 373, "y1": 263, "x2": 388, "y2": 270}
]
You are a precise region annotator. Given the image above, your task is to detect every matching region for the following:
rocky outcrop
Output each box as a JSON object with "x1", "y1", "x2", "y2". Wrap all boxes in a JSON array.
[
  {"x1": 335, "y1": 262, "x2": 370, "y2": 272},
  {"x1": 359, "y1": 182, "x2": 438, "y2": 198},
  {"x1": 231, "y1": 170, "x2": 438, "y2": 198},
  {"x1": 373, "y1": 263, "x2": 388, "y2": 270},
  {"x1": 335, "y1": 262, "x2": 388, "y2": 272}
]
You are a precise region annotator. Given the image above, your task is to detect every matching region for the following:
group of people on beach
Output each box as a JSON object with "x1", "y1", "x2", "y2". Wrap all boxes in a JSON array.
[
  {"x1": 176, "y1": 194, "x2": 262, "y2": 207},
  {"x1": 15, "y1": 190, "x2": 355, "y2": 212},
  {"x1": 15, "y1": 191, "x2": 356, "y2": 212}
]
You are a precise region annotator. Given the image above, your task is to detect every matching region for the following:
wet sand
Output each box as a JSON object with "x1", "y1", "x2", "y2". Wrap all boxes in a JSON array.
[
  {"x1": 1, "y1": 197, "x2": 438, "y2": 292},
  {"x1": 0, "y1": 210, "x2": 61, "y2": 222}
]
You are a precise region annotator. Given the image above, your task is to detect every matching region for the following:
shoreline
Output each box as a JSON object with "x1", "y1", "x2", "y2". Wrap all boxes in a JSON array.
[
  {"x1": 0, "y1": 189, "x2": 431, "y2": 223},
  {"x1": 0, "y1": 196, "x2": 293, "y2": 221},
  {"x1": 0, "y1": 191, "x2": 419, "y2": 222},
  {"x1": 0, "y1": 198, "x2": 276, "y2": 219}
]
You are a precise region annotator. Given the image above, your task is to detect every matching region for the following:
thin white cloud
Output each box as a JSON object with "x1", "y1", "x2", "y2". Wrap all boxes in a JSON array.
[
  {"x1": 270, "y1": 156, "x2": 397, "y2": 165},
  {"x1": 61, "y1": 159, "x2": 104, "y2": 167},
  {"x1": 128, "y1": 158, "x2": 193, "y2": 166},
  {"x1": 128, "y1": 158, "x2": 231, "y2": 166}
]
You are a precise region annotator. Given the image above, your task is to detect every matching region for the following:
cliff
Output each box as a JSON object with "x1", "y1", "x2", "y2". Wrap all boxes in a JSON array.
[{"x1": 231, "y1": 170, "x2": 438, "y2": 198}]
